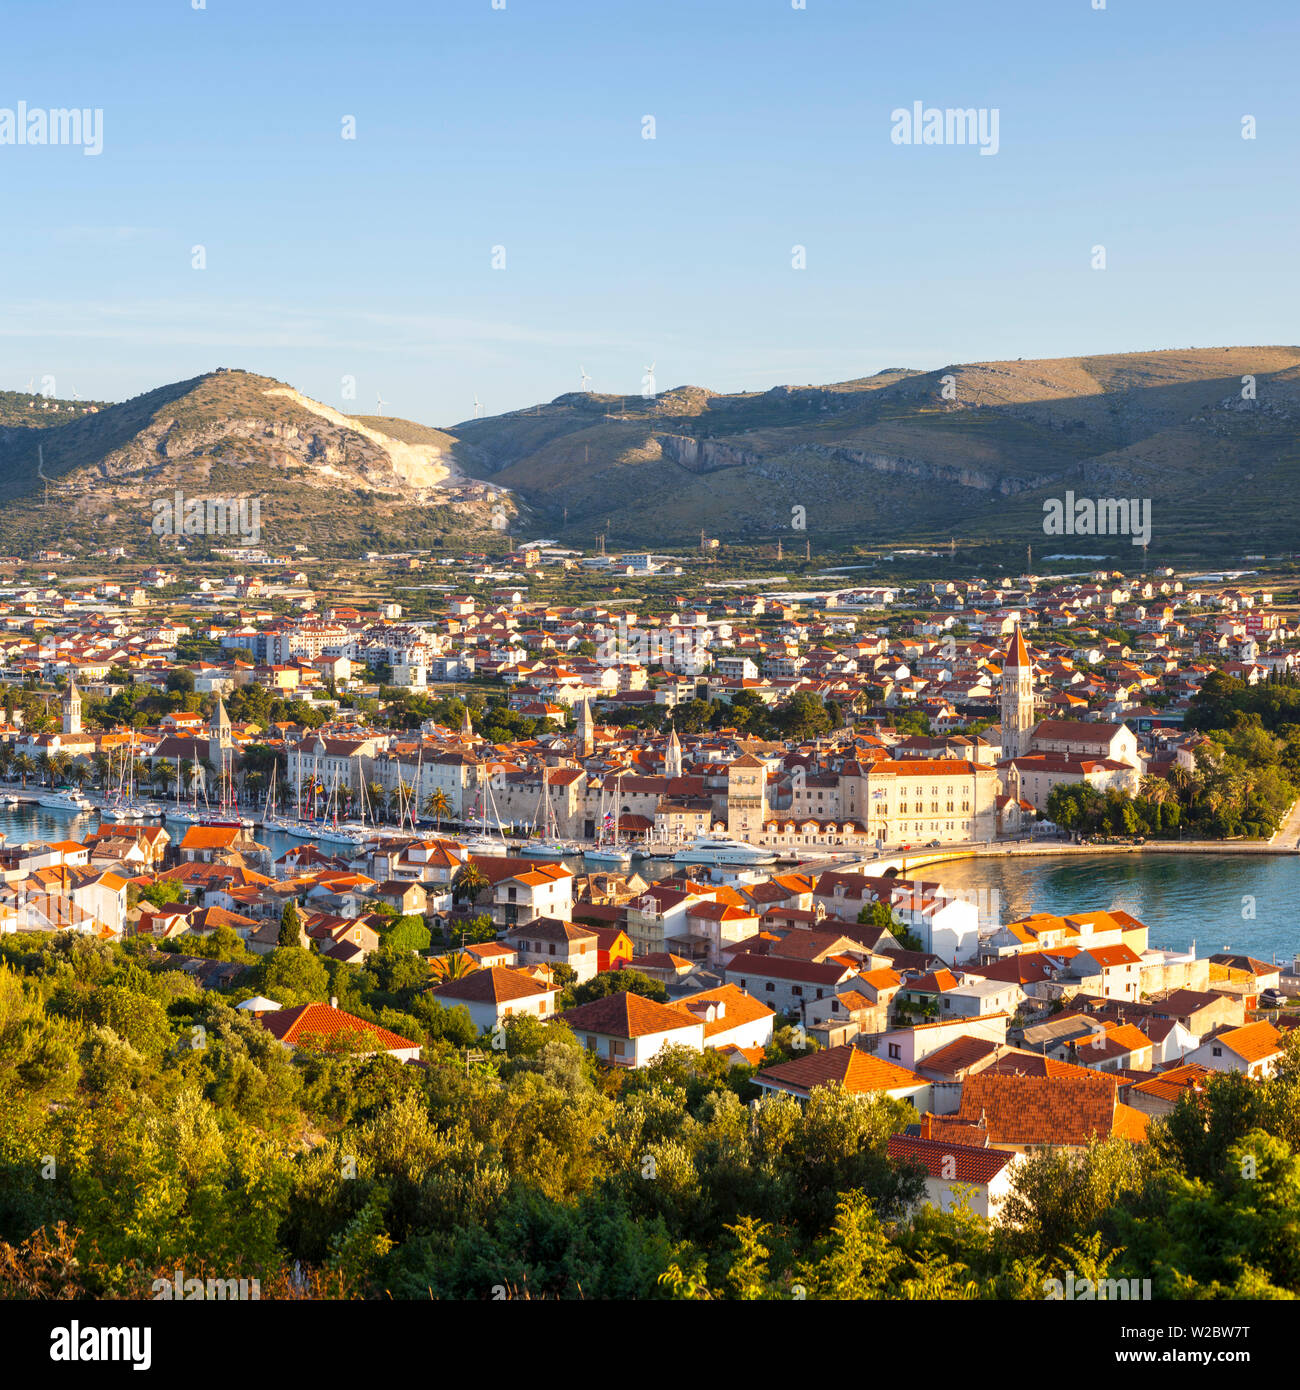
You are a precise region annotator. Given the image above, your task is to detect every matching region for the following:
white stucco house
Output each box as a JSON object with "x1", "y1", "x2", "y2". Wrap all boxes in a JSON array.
[{"x1": 559, "y1": 990, "x2": 705, "y2": 1068}]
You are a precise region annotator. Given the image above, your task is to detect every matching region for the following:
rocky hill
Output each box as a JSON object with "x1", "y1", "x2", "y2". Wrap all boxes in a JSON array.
[
  {"x1": 4, "y1": 348, "x2": 1297, "y2": 561},
  {"x1": 444, "y1": 347, "x2": 1300, "y2": 559},
  {"x1": 0, "y1": 371, "x2": 517, "y2": 554}
]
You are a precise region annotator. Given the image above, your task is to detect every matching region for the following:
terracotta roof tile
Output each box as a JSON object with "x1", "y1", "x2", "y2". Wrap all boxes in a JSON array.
[
  {"x1": 559, "y1": 991, "x2": 704, "y2": 1040},
  {"x1": 955, "y1": 1071, "x2": 1148, "y2": 1147},
  {"x1": 888, "y1": 1133, "x2": 1013, "y2": 1184},
  {"x1": 756, "y1": 1043, "x2": 926, "y2": 1096}
]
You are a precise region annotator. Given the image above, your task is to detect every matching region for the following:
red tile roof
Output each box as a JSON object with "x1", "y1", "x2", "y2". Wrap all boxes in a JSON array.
[
  {"x1": 887, "y1": 1133, "x2": 1014, "y2": 1185},
  {"x1": 559, "y1": 991, "x2": 704, "y2": 1040},
  {"x1": 431, "y1": 967, "x2": 553, "y2": 1005},
  {"x1": 756, "y1": 1043, "x2": 926, "y2": 1097},
  {"x1": 258, "y1": 1002, "x2": 416, "y2": 1053},
  {"x1": 955, "y1": 1071, "x2": 1148, "y2": 1146}
]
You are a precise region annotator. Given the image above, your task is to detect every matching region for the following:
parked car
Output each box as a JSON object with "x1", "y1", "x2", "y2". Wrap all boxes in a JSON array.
[{"x1": 1260, "y1": 987, "x2": 1286, "y2": 1009}]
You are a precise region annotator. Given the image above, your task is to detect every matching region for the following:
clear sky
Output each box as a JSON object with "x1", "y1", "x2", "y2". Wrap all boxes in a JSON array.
[{"x1": 1, "y1": 0, "x2": 1296, "y2": 426}]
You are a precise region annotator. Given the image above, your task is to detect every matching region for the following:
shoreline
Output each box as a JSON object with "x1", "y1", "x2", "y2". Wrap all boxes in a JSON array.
[{"x1": 859, "y1": 837, "x2": 1299, "y2": 878}]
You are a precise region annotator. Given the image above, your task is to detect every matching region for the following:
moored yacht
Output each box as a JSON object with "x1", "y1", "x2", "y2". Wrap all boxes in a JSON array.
[
  {"x1": 36, "y1": 788, "x2": 94, "y2": 812},
  {"x1": 583, "y1": 843, "x2": 632, "y2": 867},
  {"x1": 671, "y1": 836, "x2": 777, "y2": 866},
  {"x1": 519, "y1": 837, "x2": 582, "y2": 858}
]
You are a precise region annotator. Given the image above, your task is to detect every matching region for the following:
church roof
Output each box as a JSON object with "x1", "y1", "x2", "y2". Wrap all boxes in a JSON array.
[{"x1": 1004, "y1": 625, "x2": 1031, "y2": 670}]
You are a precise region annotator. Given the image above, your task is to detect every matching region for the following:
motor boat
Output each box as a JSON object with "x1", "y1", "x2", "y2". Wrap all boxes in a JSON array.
[
  {"x1": 671, "y1": 836, "x2": 778, "y2": 866},
  {"x1": 36, "y1": 788, "x2": 94, "y2": 812}
]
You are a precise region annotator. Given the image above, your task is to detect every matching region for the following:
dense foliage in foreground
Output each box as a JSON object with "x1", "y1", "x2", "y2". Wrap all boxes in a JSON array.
[{"x1": 3, "y1": 931, "x2": 1300, "y2": 1300}]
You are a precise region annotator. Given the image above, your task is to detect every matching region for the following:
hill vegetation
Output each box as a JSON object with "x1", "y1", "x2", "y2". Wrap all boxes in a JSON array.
[
  {"x1": 6, "y1": 930, "x2": 1300, "y2": 1299},
  {"x1": 3, "y1": 347, "x2": 1298, "y2": 561},
  {"x1": 446, "y1": 346, "x2": 1300, "y2": 559},
  {"x1": 0, "y1": 371, "x2": 517, "y2": 556}
]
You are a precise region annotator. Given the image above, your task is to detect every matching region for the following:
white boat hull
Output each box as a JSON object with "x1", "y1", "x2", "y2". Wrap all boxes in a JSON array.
[{"x1": 671, "y1": 838, "x2": 778, "y2": 866}]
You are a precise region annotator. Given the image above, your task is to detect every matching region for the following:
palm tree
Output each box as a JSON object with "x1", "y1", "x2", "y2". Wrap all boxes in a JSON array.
[
  {"x1": 244, "y1": 769, "x2": 265, "y2": 806},
  {"x1": 366, "y1": 781, "x2": 388, "y2": 825},
  {"x1": 424, "y1": 787, "x2": 450, "y2": 831},
  {"x1": 152, "y1": 760, "x2": 176, "y2": 794},
  {"x1": 436, "y1": 950, "x2": 477, "y2": 981},
  {"x1": 1139, "y1": 775, "x2": 1170, "y2": 806},
  {"x1": 1167, "y1": 763, "x2": 1196, "y2": 803},
  {"x1": 0, "y1": 744, "x2": 11, "y2": 782},
  {"x1": 69, "y1": 762, "x2": 90, "y2": 791},
  {"x1": 452, "y1": 862, "x2": 488, "y2": 905},
  {"x1": 12, "y1": 753, "x2": 35, "y2": 788}
]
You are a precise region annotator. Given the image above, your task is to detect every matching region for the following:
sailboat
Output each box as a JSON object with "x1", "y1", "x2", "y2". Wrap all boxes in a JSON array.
[
  {"x1": 315, "y1": 773, "x2": 368, "y2": 847},
  {"x1": 460, "y1": 782, "x2": 509, "y2": 856},
  {"x1": 102, "y1": 743, "x2": 141, "y2": 820},
  {"x1": 261, "y1": 760, "x2": 289, "y2": 832},
  {"x1": 202, "y1": 746, "x2": 248, "y2": 828},
  {"x1": 281, "y1": 752, "x2": 324, "y2": 840},
  {"x1": 583, "y1": 778, "x2": 631, "y2": 867},
  {"x1": 520, "y1": 767, "x2": 580, "y2": 858},
  {"x1": 165, "y1": 754, "x2": 205, "y2": 825}
]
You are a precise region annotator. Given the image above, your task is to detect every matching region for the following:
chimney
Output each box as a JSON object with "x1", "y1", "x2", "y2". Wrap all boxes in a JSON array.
[{"x1": 329, "y1": 996, "x2": 338, "y2": 1009}]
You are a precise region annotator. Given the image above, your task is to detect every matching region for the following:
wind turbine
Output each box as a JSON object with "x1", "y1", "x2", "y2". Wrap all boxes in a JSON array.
[
  {"x1": 473, "y1": 393, "x2": 484, "y2": 419},
  {"x1": 23, "y1": 377, "x2": 33, "y2": 393},
  {"x1": 642, "y1": 361, "x2": 656, "y2": 398},
  {"x1": 70, "y1": 386, "x2": 81, "y2": 402},
  {"x1": 580, "y1": 365, "x2": 593, "y2": 393},
  {"x1": 375, "y1": 391, "x2": 389, "y2": 414}
]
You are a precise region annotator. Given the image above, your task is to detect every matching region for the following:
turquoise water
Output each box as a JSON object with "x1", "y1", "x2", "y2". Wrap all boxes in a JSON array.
[{"x1": 928, "y1": 852, "x2": 1300, "y2": 965}]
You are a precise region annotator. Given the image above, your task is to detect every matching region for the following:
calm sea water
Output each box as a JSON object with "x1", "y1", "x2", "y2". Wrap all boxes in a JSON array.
[{"x1": 928, "y1": 852, "x2": 1300, "y2": 966}]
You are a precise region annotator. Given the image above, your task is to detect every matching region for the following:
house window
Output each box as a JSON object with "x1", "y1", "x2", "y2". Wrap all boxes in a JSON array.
[
  {"x1": 888, "y1": 1043, "x2": 901, "y2": 1059},
  {"x1": 765, "y1": 982, "x2": 774, "y2": 993},
  {"x1": 1212, "y1": 1045, "x2": 1222, "y2": 1057},
  {"x1": 792, "y1": 985, "x2": 803, "y2": 997}
]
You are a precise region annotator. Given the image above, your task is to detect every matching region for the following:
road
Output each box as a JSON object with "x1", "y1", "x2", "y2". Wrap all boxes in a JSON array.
[{"x1": 1270, "y1": 797, "x2": 1300, "y2": 850}]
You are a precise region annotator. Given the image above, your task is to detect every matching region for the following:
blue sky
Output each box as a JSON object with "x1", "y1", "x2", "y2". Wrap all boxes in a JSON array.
[{"x1": 1, "y1": 0, "x2": 1296, "y2": 426}]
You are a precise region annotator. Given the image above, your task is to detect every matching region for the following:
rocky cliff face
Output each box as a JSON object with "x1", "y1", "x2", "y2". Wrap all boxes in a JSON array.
[
  {"x1": 0, "y1": 370, "x2": 520, "y2": 551},
  {"x1": 444, "y1": 346, "x2": 1300, "y2": 552}
]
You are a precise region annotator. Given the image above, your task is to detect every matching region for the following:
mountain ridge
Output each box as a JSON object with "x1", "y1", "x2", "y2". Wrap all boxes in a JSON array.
[
  {"x1": 1, "y1": 346, "x2": 1297, "y2": 559},
  {"x1": 441, "y1": 345, "x2": 1300, "y2": 557},
  {"x1": 0, "y1": 370, "x2": 516, "y2": 554}
]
